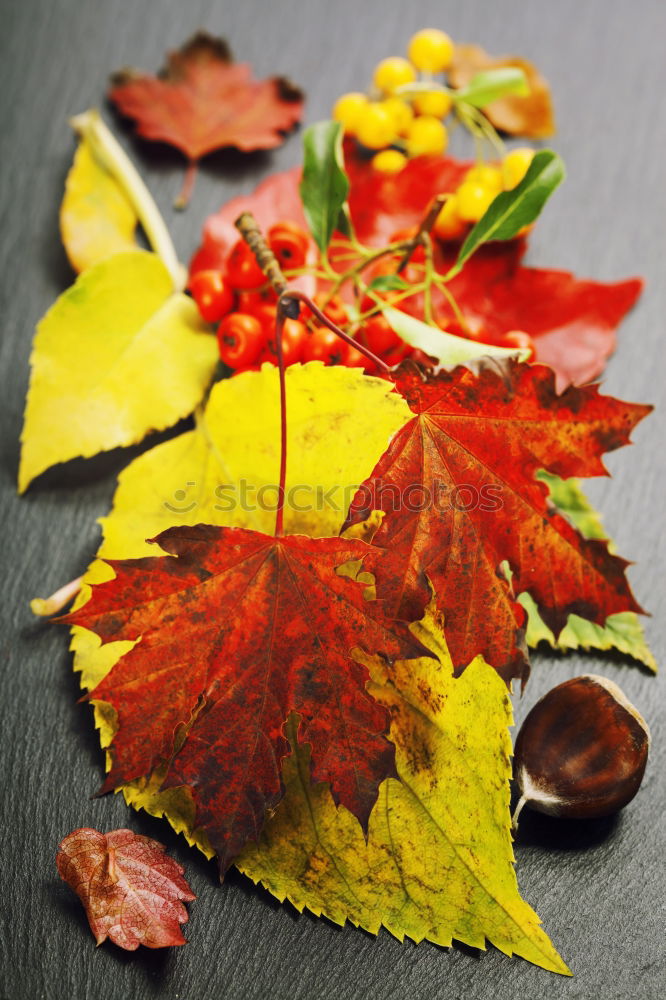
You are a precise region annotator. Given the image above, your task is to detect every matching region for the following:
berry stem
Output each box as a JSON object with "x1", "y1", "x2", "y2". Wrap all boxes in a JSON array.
[
  {"x1": 69, "y1": 110, "x2": 186, "y2": 291},
  {"x1": 287, "y1": 291, "x2": 391, "y2": 376},
  {"x1": 174, "y1": 160, "x2": 198, "y2": 210},
  {"x1": 396, "y1": 194, "x2": 447, "y2": 274}
]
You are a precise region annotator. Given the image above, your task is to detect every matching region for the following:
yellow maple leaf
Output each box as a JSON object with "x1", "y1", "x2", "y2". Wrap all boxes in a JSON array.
[
  {"x1": 238, "y1": 601, "x2": 570, "y2": 975},
  {"x1": 60, "y1": 134, "x2": 138, "y2": 272},
  {"x1": 19, "y1": 250, "x2": 218, "y2": 492}
]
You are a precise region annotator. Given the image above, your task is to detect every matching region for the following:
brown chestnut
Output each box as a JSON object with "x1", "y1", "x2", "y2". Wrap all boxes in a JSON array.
[{"x1": 512, "y1": 674, "x2": 650, "y2": 826}]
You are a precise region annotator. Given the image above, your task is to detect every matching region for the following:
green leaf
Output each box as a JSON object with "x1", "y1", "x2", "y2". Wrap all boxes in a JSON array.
[
  {"x1": 382, "y1": 306, "x2": 531, "y2": 366},
  {"x1": 367, "y1": 274, "x2": 411, "y2": 292},
  {"x1": 455, "y1": 68, "x2": 529, "y2": 108},
  {"x1": 521, "y1": 472, "x2": 656, "y2": 670},
  {"x1": 299, "y1": 121, "x2": 350, "y2": 253},
  {"x1": 447, "y1": 150, "x2": 565, "y2": 278}
]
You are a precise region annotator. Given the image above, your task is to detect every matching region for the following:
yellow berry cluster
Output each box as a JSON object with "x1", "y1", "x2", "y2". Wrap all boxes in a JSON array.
[
  {"x1": 332, "y1": 29, "x2": 457, "y2": 168},
  {"x1": 434, "y1": 148, "x2": 536, "y2": 239}
]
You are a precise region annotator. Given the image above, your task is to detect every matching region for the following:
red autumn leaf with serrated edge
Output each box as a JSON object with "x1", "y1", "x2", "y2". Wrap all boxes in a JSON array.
[
  {"x1": 190, "y1": 157, "x2": 642, "y2": 387},
  {"x1": 56, "y1": 828, "x2": 194, "y2": 949},
  {"x1": 65, "y1": 527, "x2": 427, "y2": 873},
  {"x1": 343, "y1": 359, "x2": 651, "y2": 685},
  {"x1": 109, "y1": 33, "x2": 303, "y2": 205}
]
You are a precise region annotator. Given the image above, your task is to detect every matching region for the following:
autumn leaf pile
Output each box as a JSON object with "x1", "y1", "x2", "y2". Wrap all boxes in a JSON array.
[{"x1": 25, "y1": 32, "x2": 656, "y2": 973}]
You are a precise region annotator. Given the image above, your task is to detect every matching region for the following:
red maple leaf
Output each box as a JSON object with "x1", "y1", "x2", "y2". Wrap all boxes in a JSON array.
[
  {"x1": 65, "y1": 527, "x2": 427, "y2": 872},
  {"x1": 190, "y1": 158, "x2": 641, "y2": 387},
  {"x1": 56, "y1": 828, "x2": 194, "y2": 949},
  {"x1": 109, "y1": 33, "x2": 304, "y2": 206},
  {"x1": 343, "y1": 360, "x2": 651, "y2": 685}
]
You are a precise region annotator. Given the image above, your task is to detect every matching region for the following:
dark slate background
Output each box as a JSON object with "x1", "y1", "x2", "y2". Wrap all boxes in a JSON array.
[{"x1": 1, "y1": 1, "x2": 664, "y2": 997}]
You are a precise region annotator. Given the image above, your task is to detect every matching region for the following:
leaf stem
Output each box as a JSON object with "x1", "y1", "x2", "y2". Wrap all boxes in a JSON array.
[
  {"x1": 30, "y1": 576, "x2": 83, "y2": 617},
  {"x1": 69, "y1": 109, "x2": 186, "y2": 291},
  {"x1": 174, "y1": 160, "x2": 198, "y2": 210},
  {"x1": 287, "y1": 291, "x2": 391, "y2": 376}
]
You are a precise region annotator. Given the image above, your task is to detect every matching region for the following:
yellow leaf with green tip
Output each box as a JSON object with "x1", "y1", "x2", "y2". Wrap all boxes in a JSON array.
[
  {"x1": 60, "y1": 135, "x2": 138, "y2": 272},
  {"x1": 237, "y1": 601, "x2": 570, "y2": 975},
  {"x1": 19, "y1": 251, "x2": 218, "y2": 492},
  {"x1": 522, "y1": 472, "x2": 656, "y2": 670}
]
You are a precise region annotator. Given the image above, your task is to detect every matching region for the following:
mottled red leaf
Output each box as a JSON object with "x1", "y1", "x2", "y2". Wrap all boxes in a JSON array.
[
  {"x1": 56, "y1": 828, "x2": 194, "y2": 949},
  {"x1": 343, "y1": 360, "x2": 650, "y2": 685},
  {"x1": 65, "y1": 527, "x2": 427, "y2": 872},
  {"x1": 109, "y1": 33, "x2": 303, "y2": 205},
  {"x1": 449, "y1": 44, "x2": 556, "y2": 138},
  {"x1": 440, "y1": 251, "x2": 643, "y2": 391},
  {"x1": 191, "y1": 159, "x2": 642, "y2": 387}
]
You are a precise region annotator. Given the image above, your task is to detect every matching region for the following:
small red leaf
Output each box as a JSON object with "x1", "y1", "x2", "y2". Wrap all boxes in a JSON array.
[
  {"x1": 109, "y1": 33, "x2": 304, "y2": 205},
  {"x1": 65, "y1": 528, "x2": 428, "y2": 872},
  {"x1": 56, "y1": 828, "x2": 195, "y2": 950}
]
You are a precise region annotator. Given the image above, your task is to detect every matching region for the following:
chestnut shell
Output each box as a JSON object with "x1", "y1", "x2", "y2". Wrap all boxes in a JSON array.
[{"x1": 514, "y1": 674, "x2": 650, "y2": 820}]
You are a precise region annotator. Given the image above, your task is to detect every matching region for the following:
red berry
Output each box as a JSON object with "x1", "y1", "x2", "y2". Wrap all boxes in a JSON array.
[
  {"x1": 346, "y1": 344, "x2": 375, "y2": 371},
  {"x1": 268, "y1": 221, "x2": 310, "y2": 271},
  {"x1": 302, "y1": 326, "x2": 350, "y2": 365},
  {"x1": 253, "y1": 303, "x2": 278, "y2": 337},
  {"x1": 259, "y1": 318, "x2": 308, "y2": 367},
  {"x1": 226, "y1": 240, "x2": 266, "y2": 289},
  {"x1": 360, "y1": 314, "x2": 402, "y2": 356},
  {"x1": 236, "y1": 287, "x2": 279, "y2": 313},
  {"x1": 189, "y1": 270, "x2": 235, "y2": 323},
  {"x1": 217, "y1": 313, "x2": 266, "y2": 370},
  {"x1": 307, "y1": 293, "x2": 349, "y2": 330}
]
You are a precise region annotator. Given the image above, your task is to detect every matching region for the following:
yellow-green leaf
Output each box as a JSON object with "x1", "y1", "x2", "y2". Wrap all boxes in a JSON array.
[
  {"x1": 238, "y1": 602, "x2": 570, "y2": 975},
  {"x1": 19, "y1": 250, "x2": 218, "y2": 492},
  {"x1": 60, "y1": 134, "x2": 138, "y2": 272},
  {"x1": 521, "y1": 472, "x2": 656, "y2": 670}
]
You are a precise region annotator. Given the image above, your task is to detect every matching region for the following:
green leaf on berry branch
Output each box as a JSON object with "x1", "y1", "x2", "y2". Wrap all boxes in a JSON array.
[
  {"x1": 18, "y1": 251, "x2": 217, "y2": 492},
  {"x1": 299, "y1": 121, "x2": 351, "y2": 252},
  {"x1": 381, "y1": 305, "x2": 530, "y2": 365},
  {"x1": 449, "y1": 150, "x2": 566, "y2": 276},
  {"x1": 343, "y1": 359, "x2": 651, "y2": 685},
  {"x1": 450, "y1": 45, "x2": 556, "y2": 138},
  {"x1": 454, "y1": 67, "x2": 530, "y2": 108}
]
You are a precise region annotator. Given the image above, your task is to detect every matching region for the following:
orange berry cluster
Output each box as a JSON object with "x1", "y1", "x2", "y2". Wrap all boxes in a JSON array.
[{"x1": 188, "y1": 221, "x2": 431, "y2": 375}]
